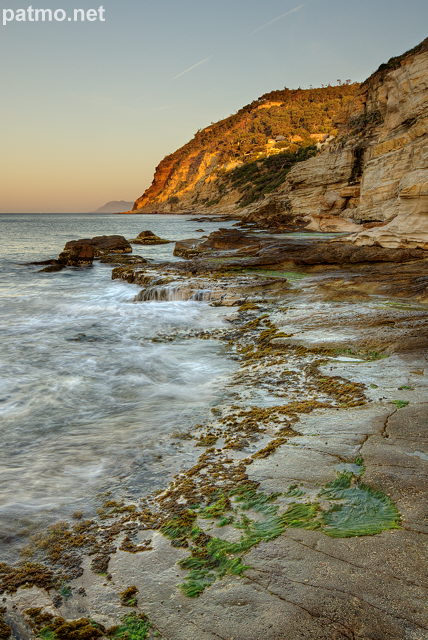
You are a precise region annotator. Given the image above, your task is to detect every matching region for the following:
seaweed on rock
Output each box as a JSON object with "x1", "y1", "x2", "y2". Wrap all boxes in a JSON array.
[{"x1": 164, "y1": 463, "x2": 400, "y2": 597}]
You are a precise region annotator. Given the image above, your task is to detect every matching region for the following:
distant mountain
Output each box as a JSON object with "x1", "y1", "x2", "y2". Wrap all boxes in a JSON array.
[{"x1": 94, "y1": 201, "x2": 133, "y2": 213}]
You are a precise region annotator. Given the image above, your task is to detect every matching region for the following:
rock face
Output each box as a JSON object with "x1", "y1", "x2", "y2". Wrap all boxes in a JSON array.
[
  {"x1": 131, "y1": 39, "x2": 427, "y2": 250},
  {"x1": 132, "y1": 85, "x2": 360, "y2": 213},
  {"x1": 128, "y1": 230, "x2": 171, "y2": 245},
  {"x1": 242, "y1": 39, "x2": 428, "y2": 248},
  {"x1": 345, "y1": 172, "x2": 428, "y2": 249}
]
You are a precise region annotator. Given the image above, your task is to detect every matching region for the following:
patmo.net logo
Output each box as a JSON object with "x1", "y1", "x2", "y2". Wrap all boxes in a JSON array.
[{"x1": 2, "y1": 5, "x2": 106, "y2": 26}]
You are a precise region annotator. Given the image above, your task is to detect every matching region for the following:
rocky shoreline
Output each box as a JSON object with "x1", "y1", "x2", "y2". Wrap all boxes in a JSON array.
[{"x1": 2, "y1": 229, "x2": 427, "y2": 640}]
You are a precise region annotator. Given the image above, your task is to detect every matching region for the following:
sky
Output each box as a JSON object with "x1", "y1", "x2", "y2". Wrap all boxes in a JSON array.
[{"x1": 0, "y1": 0, "x2": 427, "y2": 213}]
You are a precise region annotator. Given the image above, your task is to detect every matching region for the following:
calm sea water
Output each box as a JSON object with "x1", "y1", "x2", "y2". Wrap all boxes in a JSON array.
[{"x1": 0, "y1": 213, "x2": 236, "y2": 559}]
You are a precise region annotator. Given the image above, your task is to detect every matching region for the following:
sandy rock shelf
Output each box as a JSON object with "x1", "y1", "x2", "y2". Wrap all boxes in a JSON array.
[{"x1": 2, "y1": 257, "x2": 427, "y2": 640}]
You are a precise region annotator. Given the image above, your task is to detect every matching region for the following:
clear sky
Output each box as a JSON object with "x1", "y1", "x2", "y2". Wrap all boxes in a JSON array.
[{"x1": 1, "y1": 0, "x2": 427, "y2": 212}]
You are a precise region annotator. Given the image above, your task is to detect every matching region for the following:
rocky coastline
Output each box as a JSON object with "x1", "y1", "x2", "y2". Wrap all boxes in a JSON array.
[{"x1": 2, "y1": 226, "x2": 427, "y2": 640}]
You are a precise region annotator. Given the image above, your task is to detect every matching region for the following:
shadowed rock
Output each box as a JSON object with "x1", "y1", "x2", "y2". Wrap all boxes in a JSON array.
[
  {"x1": 174, "y1": 229, "x2": 427, "y2": 269},
  {"x1": 129, "y1": 230, "x2": 171, "y2": 245},
  {"x1": 37, "y1": 235, "x2": 132, "y2": 272},
  {"x1": 60, "y1": 235, "x2": 132, "y2": 259},
  {"x1": 99, "y1": 254, "x2": 147, "y2": 265}
]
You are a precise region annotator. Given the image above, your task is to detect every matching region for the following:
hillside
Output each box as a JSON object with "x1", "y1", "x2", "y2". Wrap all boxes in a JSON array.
[
  {"x1": 132, "y1": 39, "x2": 427, "y2": 249},
  {"x1": 239, "y1": 38, "x2": 428, "y2": 248},
  {"x1": 132, "y1": 84, "x2": 360, "y2": 212}
]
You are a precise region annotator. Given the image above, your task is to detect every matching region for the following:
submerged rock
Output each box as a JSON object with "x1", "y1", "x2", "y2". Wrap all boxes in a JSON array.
[{"x1": 129, "y1": 230, "x2": 171, "y2": 245}]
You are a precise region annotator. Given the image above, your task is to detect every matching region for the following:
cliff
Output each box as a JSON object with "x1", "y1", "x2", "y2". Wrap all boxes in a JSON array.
[
  {"x1": 133, "y1": 85, "x2": 360, "y2": 212},
  {"x1": 242, "y1": 38, "x2": 428, "y2": 249},
  {"x1": 133, "y1": 39, "x2": 428, "y2": 249}
]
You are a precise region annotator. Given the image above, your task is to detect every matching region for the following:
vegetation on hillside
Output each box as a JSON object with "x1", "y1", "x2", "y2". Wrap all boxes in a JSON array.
[
  {"x1": 135, "y1": 83, "x2": 360, "y2": 209},
  {"x1": 184, "y1": 84, "x2": 359, "y2": 159},
  {"x1": 226, "y1": 145, "x2": 317, "y2": 206}
]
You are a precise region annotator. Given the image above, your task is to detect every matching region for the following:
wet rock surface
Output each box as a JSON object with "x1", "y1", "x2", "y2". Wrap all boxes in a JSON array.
[
  {"x1": 5, "y1": 231, "x2": 428, "y2": 639},
  {"x1": 172, "y1": 230, "x2": 428, "y2": 288},
  {"x1": 98, "y1": 254, "x2": 147, "y2": 265},
  {"x1": 34, "y1": 235, "x2": 134, "y2": 272},
  {"x1": 60, "y1": 235, "x2": 132, "y2": 258}
]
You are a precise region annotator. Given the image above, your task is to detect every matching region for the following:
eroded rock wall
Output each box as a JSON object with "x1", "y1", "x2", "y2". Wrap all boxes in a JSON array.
[{"x1": 242, "y1": 39, "x2": 428, "y2": 247}]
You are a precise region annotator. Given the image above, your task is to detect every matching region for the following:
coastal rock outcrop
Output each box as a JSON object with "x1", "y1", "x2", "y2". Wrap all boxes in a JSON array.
[
  {"x1": 60, "y1": 235, "x2": 132, "y2": 259},
  {"x1": 37, "y1": 235, "x2": 133, "y2": 272},
  {"x1": 128, "y1": 230, "x2": 171, "y2": 245},
  {"x1": 172, "y1": 229, "x2": 428, "y2": 275},
  {"x1": 132, "y1": 85, "x2": 360, "y2": 214},
  {"x1": 130, "y1": 39, "x2": 427, "y2": 251},
  {"x1": 345, "y1": 172, "x2": 428, "y2": 249},
  {"x1": 242, "y1": 39, "x2": 428, "y2": 248}
]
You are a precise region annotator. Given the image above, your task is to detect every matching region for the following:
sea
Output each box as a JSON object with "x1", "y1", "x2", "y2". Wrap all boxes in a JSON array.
[{"x1": 0, "y1": 213, "x2": 236, "y2": 561}]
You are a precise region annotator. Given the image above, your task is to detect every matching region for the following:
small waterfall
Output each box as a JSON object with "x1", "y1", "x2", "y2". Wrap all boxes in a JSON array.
[{"x1": 135, "y1": 283, "x2": 212, "y2": 302}]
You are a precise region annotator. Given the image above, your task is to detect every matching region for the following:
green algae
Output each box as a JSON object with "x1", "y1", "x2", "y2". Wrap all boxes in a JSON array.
[
  {"x1": 321, "y1": 484, "x2": 400, "y2": 537},
  {"x1": 166, "y1": 462, "x2": 400, "y2": 597},
  {"x1": 392, "y1": 400, "x2": 410, "y2": 409},
  {"x1": 33, "y1": 616, "x2": 104, "y2": 640},
  {"x1": 120, "y1": 586, "x2": 138, "y2": 607},
  {"x1": 284, "y1": 484, "x2": 306, "y2": 497},
  {"x1": 30, "y1": 608, "x2": 155, "y2": 640},
  {"x1": 59, "y1": 585, "x2": 72, "y2": 601},
  {"x1": 109, "y1": 614, "x2": 152, "y2": 640},
  {"x1": 160, "y1": 510, "x2": 197, "y2": 546},
  {"x1": 179, "y1": 537, "x2": 249, "y2": 597},
  {"x1": 319, "y1": 470, "x2": 400, "y2": 537},
  {"x1": 199, "y1": 495, "x2": 230, "y2": 519},
  {"x1": 38, "y1": 631, "x2": 57, "y2": 640},
  {"x1": 230, "y1": 485, "x2": 280, "y2": 515}
]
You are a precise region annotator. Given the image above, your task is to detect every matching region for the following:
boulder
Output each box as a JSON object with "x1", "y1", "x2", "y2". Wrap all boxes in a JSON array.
[
  {"x1": 59, "y1": 243, "x2": 95, "y2": 266},
  {"x1": 129, "y1": 230, "x2": 171, "y2": 245},
  {"x1": 198, "y1": 228, "x2": 260, "y2": 251},
  {"x1": 174, "y1": 238, "x2": 203, "y2": 259},
  {"x1": 174, "y1": 229, "x2": 263, "y2": 259},
  {"x1": 60, "y1": 235, "x2": 132, "y2": 260}
]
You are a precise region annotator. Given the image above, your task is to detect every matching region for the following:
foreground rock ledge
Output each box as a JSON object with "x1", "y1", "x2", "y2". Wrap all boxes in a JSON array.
[{"x1": 7, "y1": 232, "x2": 428, "y2": 640}]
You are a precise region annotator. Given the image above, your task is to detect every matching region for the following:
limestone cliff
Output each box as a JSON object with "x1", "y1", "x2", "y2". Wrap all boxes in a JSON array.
[
  {"x1": 242, "y1": 39, "x2": 428, "y2": 248},
  {"x1": 132, "y1": 85, "x2": 360, "y2": 213},
  {"x1": 133, "y1": 39, "x2": 427, "y2": 249}
]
